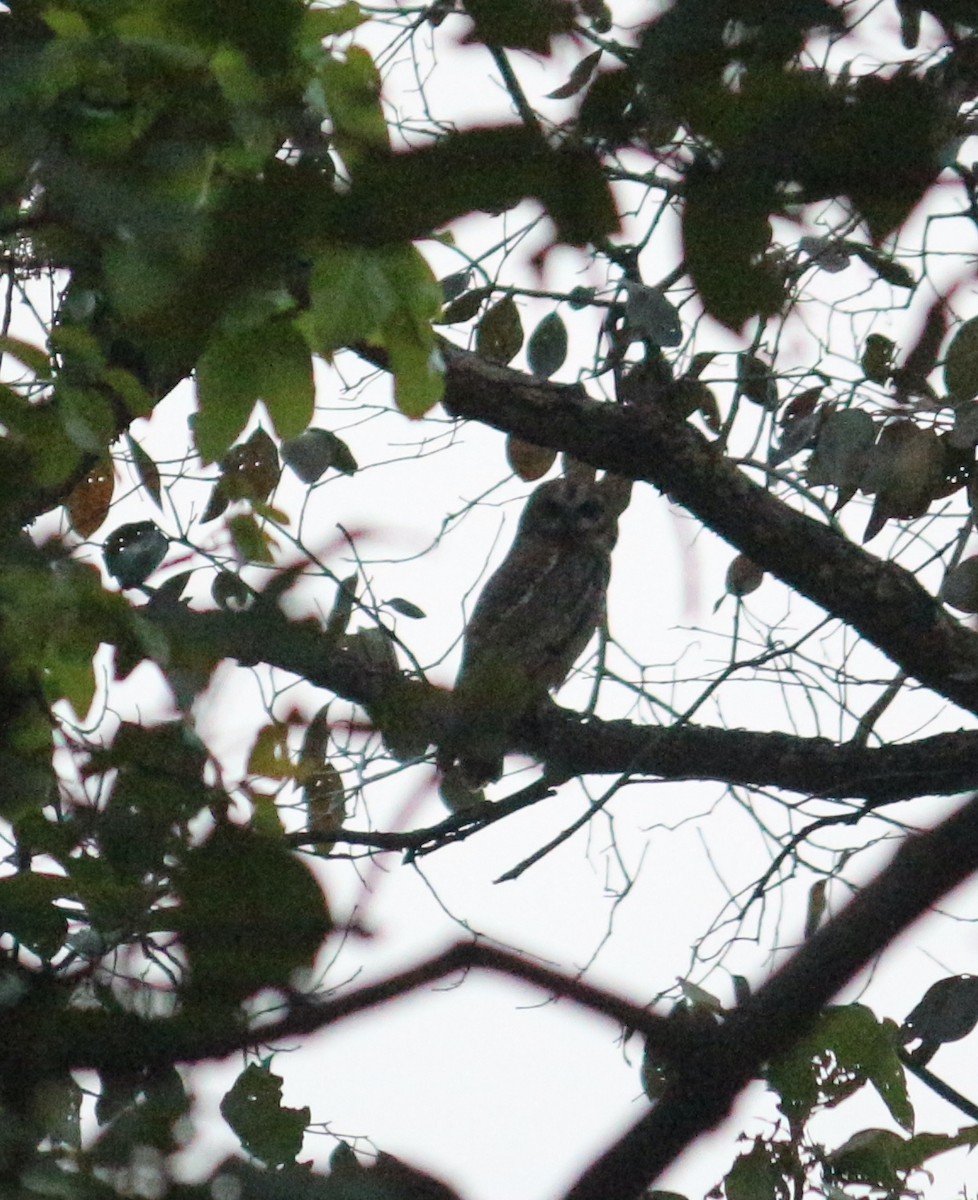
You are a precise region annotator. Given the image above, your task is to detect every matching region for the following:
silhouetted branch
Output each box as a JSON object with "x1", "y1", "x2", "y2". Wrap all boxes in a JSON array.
[
  {"x1": 428, "y1": 341, "x2": 978, "y2": 717},
  {"x1": 563, "y1": 792, "x2": 978, "y2": 1200}
]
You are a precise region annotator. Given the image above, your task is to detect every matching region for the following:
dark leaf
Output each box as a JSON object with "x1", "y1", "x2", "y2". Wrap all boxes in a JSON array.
[
  {"x1": 460, "y1": 0, "x2": 576, "y2": 53},
  {"x1": 945, "y1": 315, "x2": 978, "y2": 401},
  {"x1": 212, "y1": 570, "x2": 254, "y2": 612},
  {"x1": 897, "y1": 0, "x2": 922, "y2": 47},
  {"x1": 861, "y1": 334, "x2": 896, "y2": 384},
  {"x1": 848, "y1": 244, "x2": 916, "y2": 289},
  {"x1": 526, "y1": 312, "x2": 568, "y2": 377},
  {"x1": 476, "y1": 295, "x2": 523, "y2": 365},
  {"x1": 126, "y1": 435, "x2": 162, "y2": 509},
  {"x1": 325, "y1": 576, "x2": 358, "y2": 643},
  {"x1": 282, "y1": 429, "x2": 358, "y2": 483},
  {"x1": 737, "y1": 355, "x2": 779, "y2": 410},
  {"x1": 623, "y1": 283, "x2": 682, "y2": 348},
  {"x1": 220, "y1": 1062, "x2": 309, "y2": 1167},
  {"x1": 901, "y1": 974, "x2": 978, "y2": 1060},
  {"x1": 726, "y1": 555, "x2": 764, "y2": 597},
  {"x1": 220, "y1": 428, "x2": 282, "y2": 503},
  {"x1": 439, "y1": 270, "x2": 472, "y2": 303},
  {"x1": 507, "y1": 436, "x2": 558, "y2": 480},
  {"x1": 861, "y1": 420, "x2": 944, "y2": 541},
  {"x1": 177, "y1": 822, "x2": 332, "y2": 1009},
  {"x1": 807, "y1": 408, "x2": 876, "y2": 510},
  {"x1": 104, "y1": 522, "x2": 169, "y2": 589},
  {"x1": 900, "y1": 298, "x2": 945, "y2": 390},
  {"x1": 0, "y1": 873, "x2": 68, "y2": 959},
  {"x1": 568, "y1": 286, "x2": 596, "y2": 310},
  {"x1": 440, "y1": 286, "x2": 492, "y2": 324},
  {"x1": 683, "y1": 160, "x2": 784, "y2": 330},
  {"x1": 548, "y1": 49, "x2": 603, "y2": 99},
  {"x1": 67, "y1": 461, "x2": 114, "y2": 537},
  {"x1": 386, "y1": 597, "x2": 426, "y2": 619}
]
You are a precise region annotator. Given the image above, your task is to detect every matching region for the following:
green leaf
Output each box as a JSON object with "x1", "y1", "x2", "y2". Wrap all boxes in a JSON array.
[
  {"x1": 527, "y1": 312, "x2": 568, "y2": 378},
  {"x1": 221, "y1": 1062, "x2": 310, "y2": 1167},
  {"x1": 195, "y1": 319, "x2": 314, "y2": 463},
  {"x1": 320, "y1": 46, "x2": 389, "y2": 170},
  {"x1": 299, "y1": 246, "x2": 390, "y2": 354},
  {"x1": 229, "y1": 513, "x2": 276, "y2": 564},
  {"x1": 767, "y1": 1004, "x2": 912, "y2": 1132},
  {"x1": 34, "y1": 1076, "x2": 83, "y2": 1150},
  {"x1": 683, "y1": 160, "x2": 783, "y2": 330},
  {"x1": 0, "y1": 335, "x2": 52, "y2": 380},
  {"x1": 176, "y1": 822, "x2": 332, "y2": 1009},
  {"x1": 342, "y1": 129, "x2": 618, "y2": 249},
  {"x1": 0, "y1": 873, "x2": 68, "y2": 959},
  {"x1": 724, "y1": 1139, "x2": 787, "y2": 1200},
  {"x1": 825, "y1": 1129, "x2": 905, "y2": 1191},
  {"x1": 302, "y1": 2, "x2": 367, "y2": 42},
  {"x1": 386, "y1": 314, "x2": 444, "y2": 417}
]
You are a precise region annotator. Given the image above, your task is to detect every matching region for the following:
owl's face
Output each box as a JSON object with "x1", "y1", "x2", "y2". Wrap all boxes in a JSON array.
[{"x1": 515, "y1": 477, "x2": 617, "y2": 551}]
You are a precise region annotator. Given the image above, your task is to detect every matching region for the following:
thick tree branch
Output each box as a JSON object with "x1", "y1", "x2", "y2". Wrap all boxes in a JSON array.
[
  {"x1": 422, "y1": 343, "x2": 978, "y2": 717},
  {"x1": 145, "y1": 599, "x2": 978, "y2": 828},
  {"x1": 563, "y1": 790, "x2": 978, "y2": 1200},
  {"x1": 57, "y1": 943, "x2": 676, "y2": 1075}
]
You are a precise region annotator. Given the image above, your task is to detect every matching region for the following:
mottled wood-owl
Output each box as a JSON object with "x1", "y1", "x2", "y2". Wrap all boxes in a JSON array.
[{"x1": 441, "y1": 473, "x2": 627, "y2": 790}]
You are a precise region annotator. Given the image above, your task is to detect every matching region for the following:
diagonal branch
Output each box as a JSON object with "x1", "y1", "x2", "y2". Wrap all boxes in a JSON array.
[
  {"x1": 427, "y1": 342, "x2": 978, "y2": 717},
  {"x1": 563, "y1": 791, "x2": 978, "y2": 1200}
]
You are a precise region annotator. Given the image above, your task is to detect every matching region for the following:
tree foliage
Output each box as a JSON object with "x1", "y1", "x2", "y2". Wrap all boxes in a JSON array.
[{"x1": 2, "y1": 0, "x2": 978, "y2": 1197}]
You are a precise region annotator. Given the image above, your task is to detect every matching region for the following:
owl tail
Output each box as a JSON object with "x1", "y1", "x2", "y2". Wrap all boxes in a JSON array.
[{"x1": 438, "y1": 658, "x2": 538, "y2": 797}]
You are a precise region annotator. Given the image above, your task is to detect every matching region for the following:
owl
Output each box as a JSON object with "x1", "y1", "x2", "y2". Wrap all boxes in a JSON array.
[{"x1": 441, "y1": 473, "x2": 626, "y2": 790}]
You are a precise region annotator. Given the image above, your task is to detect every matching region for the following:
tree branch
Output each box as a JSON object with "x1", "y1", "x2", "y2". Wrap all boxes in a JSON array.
[
  {"x1": 424, "y1": 342, "x2": 978, "y2": 717},
  {"x1": 563, "y1": 791, "x2": 978, "y2": 1200},
  {"x1": 143, "y1": 599, "x2": 978, "y2": 845}
]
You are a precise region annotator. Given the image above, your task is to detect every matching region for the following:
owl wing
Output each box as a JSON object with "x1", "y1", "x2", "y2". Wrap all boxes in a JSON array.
[
  {"x1": 445, "y1": 539, "x2": 610, "y2": 788},
  {"x1": 459, "y1": 539, "x2": 610, "y2": 691}
]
